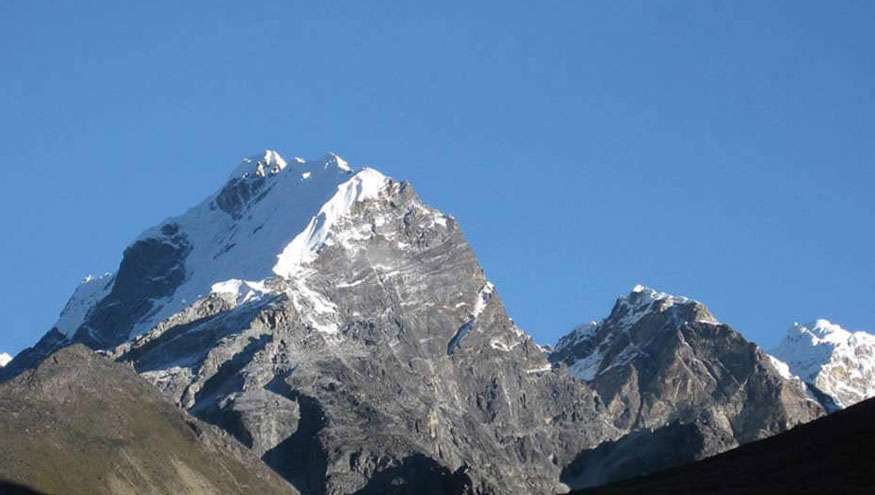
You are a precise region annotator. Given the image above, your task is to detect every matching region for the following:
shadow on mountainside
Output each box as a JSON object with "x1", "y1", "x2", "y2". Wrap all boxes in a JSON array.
[
  {"x1": 352, "y1": 454, "x2": 472, "y2": 495},
  {"x1": 0, "y1": 481, "x2": 49, "y2": 495},
  {"x1": 572, "y1": 396, "x2": 875, "y2": 495},
  {"x1": 262, "y1": 373, "x2": 330, "y2": 495},
  {"x1": 561, "y1": 420, "x2": 712, "y2": 489}
]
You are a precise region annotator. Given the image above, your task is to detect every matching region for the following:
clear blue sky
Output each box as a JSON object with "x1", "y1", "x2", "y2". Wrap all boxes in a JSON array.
[{"x1": 1, "y1": 1, "x2": 873, "y2": 356}]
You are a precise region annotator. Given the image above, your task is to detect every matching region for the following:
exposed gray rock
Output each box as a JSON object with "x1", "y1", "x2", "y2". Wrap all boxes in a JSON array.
[
  {"x1": 112, "y1": 175, "x2": 618, "y2": 494},
  {"x1": 77, "y1": 227, "x2": 192, "y2": 348},
  {"x1": 550, "y1": 285, "x2": 825, "y2": 487},
  {"x1": 560, "y1": 417, "x2": 734, "y2": 489}
]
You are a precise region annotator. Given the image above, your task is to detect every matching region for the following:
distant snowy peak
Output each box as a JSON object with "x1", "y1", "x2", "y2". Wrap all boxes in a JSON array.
[
  {"x1": 0, "y1": 353, "x2": 12, "y2": 367},
  {"x1": 771, "y1": 319, "x2": 875, "y2": 409},
  {"x1": 321, "y1": 151, "x2": 352, "y2": 172},
  {"x1": 788, "y1": 319, "x2": 852, "y2": 345}
]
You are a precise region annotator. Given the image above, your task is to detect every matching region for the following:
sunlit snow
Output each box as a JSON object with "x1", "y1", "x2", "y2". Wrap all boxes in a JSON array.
[{"x1": 771, "y1": 319, "x2": 875, "y2": 408}]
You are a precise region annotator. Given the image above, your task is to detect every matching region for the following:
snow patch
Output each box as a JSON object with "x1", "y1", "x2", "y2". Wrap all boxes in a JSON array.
[
  {"x1": 472, "y1": 282, "x2": 495, "y2": 319},
  {"x1": 322, "y1": 152, "x2": 352, "y2": 172},
  {"x1": 210, "y1": 279, "x2": 274, "y2": 306},
  {"x1": 55, "y1": 273, "x2": 114, "y2": 336},
  {"x1": 767, "y1": 354, "x2": 795, "y2": 380},
  {"x1": 273, "y1": 168, "x2": 388, "y2": 278},
  {"x1": 490, "y1": 339, "x2": 515, "y2": 352},
  {"x1": 229, "y1": 149, "x2": 289, "y2": 180},
  {"x1": 525, "y1": 363, "x2": 553, "y2": 374},
  {"x1": 286, "y1": 272, "x2": 340, "y2": 334},
  {"x1": 447, "y1": 282, "x2": 497, "y2": 354},
  {"x1": 0, "y1": 353, "x2": 12, "y2": 367},
  {"x1": 553, "y1": 321, "x2": 599, "y2": 353},
  {"x1": 567, "y1": 349, "x2": 604, "y2": 381}
]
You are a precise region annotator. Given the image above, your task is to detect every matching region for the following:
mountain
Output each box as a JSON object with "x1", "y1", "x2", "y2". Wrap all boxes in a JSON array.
[
  {"x1": 3, "y1": 150, "x2": 846, "y2": 494},
  {"x1": 0, "y1": 353, "x2": 10, "y2": 367},
  {"x1": 0, "y1": 344, "x2": 295, "y2": 495},
  {"x1": 770, "y1": 319, "x2": 875, "y2": 410},
  {"x1": 1, "y1": 152, "x2": 374, "y2": 374},
  {"x1": 5, "y1": 151, "x2": 621, "y2": 494},
  {"x1": 549, "y1": 285, "x2": 824, "y2": 488},
  {"x1": 572, "y1": 393, "x2": 875, "y2": 495}
]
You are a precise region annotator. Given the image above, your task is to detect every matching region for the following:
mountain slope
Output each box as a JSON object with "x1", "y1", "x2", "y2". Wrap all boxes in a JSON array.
[
  {"x1": 770, "y1": 319, "x2": 875, "y2": 409},
  {"x1": 7, "y1": 151, "x2": 621, "y2": 494},
  {"x1": 572, "y1": 394, "x2": 875, "y2": 495},
  {"x1": 0, "y1": 345, "x2": 295, "y2": 495},
  {"x1": 550, "y1": 285, "x2": 824, "y2": 488},
  {"x1": 1, "y1": 152, "x2": 370, "y2": 379}
]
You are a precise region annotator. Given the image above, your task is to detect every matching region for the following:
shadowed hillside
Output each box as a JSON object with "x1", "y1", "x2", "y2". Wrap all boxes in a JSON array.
[
  {"x1": 573, "y1": 394, "x2": 875, "y2": 495},
  {"x1": 0, "y1": 345, "x2": 295, "y2": 495}
]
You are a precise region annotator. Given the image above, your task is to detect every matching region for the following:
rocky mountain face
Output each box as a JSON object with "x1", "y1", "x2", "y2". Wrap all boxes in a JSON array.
[
  {"x1": 5, "y1": 151, "x2": 620, "y2": 494},
  {"x1": 770, "y1": 319, "x2": 875, "y2": 410},
  {"x1": 549, "y1": 285, "x2": 824, "y2": 488},
  {"x1": 0, "y1": 344, "x2": 295, "y2": 495}
]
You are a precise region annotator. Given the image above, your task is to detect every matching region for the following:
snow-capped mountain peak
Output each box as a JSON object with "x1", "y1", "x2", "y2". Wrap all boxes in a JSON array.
[
  {"x1": 770, "y1": 319, "x2": 875, "y2": 409},
  {"x1": 628, "y1": 284, "x2": 690, "y2": 303},
  {"x1": 229, "y1": 149, "x2": 290, "y2": 180},
  {"x1": 790, "y1": 319, "x2": 851, "y2": 343},
  {"x1": 320, "y1": 151, "x2": 352, "y2": 172},
  {"x1": 622, "y1": 284, "x2": 692, "y2": 313},
  {"x1": 48, "y1": 150, "x2": 396, "y2": 346},
  {"x1": 611, "y1": 284, "x2": 719, "y2": 329},
  {"x1": 0, "y1": 352, "x2": 12, "y2": 367},
  {"x1": 9, "y1": 147, "x2": 584, "y2": 493},
  {"x1": 554, "y1": 285, "x2": 714, "y2": 354},
  {"x1": 552, "y1": 285, "x2": 721, "y2": 381}
]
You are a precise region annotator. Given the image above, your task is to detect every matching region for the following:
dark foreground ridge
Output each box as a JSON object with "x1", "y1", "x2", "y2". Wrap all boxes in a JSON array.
[
  {"x1": 573, "y1": 394, "x2": 875, "y2": 495},
  {"x1": 0, "y1": 345, "x2": 295, "y2": 495},
  {"x1": 0, "y1": 481, "x2": 48, "y2": 495}
]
